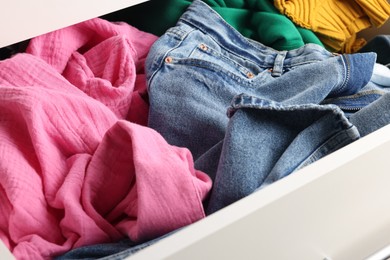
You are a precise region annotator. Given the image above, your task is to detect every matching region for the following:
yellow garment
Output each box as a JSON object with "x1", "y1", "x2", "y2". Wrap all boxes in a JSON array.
[{"x1": 274, "y1": 0, "x2": 390, "y2": 53}]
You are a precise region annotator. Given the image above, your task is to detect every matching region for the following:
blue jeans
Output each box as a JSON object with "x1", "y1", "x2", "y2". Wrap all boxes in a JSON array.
[
  {"x1": 146, "y1": 0, "x2": 377, "y2": 213},
  {"x1": 55, "y1": 231, "x2": 173, "y2": 260}
]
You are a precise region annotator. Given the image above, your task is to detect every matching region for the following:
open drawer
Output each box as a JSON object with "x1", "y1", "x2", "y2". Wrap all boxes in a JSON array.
[{"x1": 1, "y1": 1, "x2": 390, "y2": 259}]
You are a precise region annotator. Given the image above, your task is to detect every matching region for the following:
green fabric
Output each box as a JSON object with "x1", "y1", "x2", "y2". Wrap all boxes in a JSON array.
[{"x1": 102, "y1": 0, "x2": 324, "y2": 50}]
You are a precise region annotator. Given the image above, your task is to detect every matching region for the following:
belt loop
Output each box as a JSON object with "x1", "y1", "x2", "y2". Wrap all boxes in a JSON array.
[{"x1": 272, "y1": 51, "x2": 287, "y2": 77}]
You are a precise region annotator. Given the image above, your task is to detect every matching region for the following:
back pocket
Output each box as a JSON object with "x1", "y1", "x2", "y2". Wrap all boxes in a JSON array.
[{"x1": 186, "y1": 42, "x2": 265, "y2": 81}]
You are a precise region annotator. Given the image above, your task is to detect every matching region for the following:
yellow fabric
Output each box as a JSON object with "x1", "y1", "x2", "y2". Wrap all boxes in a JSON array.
[{"x1": 274, "y1": 0, "x2": 390, "y2": 53}]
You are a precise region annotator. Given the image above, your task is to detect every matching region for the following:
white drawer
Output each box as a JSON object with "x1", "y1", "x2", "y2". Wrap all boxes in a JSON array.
[
  {"x1": 0, "y1": 0, "x2": 149, "y2": 48},
  {"x1": 1, "y1": 1, "x2": 389, "y2": 259},
  {"x1": 0, "y1": 240, "x2": 14, "y2": 260}
]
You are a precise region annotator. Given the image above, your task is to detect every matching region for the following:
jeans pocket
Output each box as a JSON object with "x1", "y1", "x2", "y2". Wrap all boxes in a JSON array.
[{"x1": 167, "y1": 41, "x2": 269, "y2": 84}]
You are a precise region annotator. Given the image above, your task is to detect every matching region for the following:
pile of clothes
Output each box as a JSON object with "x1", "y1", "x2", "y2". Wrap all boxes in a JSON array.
[{"x1": 0, "y1": 0, "x2": 390, "y2": 259}]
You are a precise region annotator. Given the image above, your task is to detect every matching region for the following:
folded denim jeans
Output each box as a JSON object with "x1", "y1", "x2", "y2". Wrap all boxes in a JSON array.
[{"x1": 146, "y1": 0, "x2": 377, "y2": 213}]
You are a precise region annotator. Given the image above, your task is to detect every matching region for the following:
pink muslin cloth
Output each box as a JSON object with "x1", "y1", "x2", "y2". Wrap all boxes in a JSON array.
[
  {"x1": 27, "y1": 18, "x2": 155, "y2": 125},
  {"x1": 0, "y1": 18, "x2": 212, "y2": 259}
]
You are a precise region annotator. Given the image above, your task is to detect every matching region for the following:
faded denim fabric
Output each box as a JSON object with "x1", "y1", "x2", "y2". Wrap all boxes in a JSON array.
[
  {"x1": 55, "y1": 239, "x2": 145, "y2": 260},
  {"x1": 55, "y1": 231, "x2": 176, "y2": 260},
  {"x1": 348, "y1": 92, "x2": 390, "y2": 137},
  {"x1": 207, "y1": 94, "x2": 360, "y2": 213},
  {"x1": 321, "y1": 80, "x2": 389, "y2": 112},
  {"x1": 146, "y1": 0, "x2": 376, "y2": 214}
]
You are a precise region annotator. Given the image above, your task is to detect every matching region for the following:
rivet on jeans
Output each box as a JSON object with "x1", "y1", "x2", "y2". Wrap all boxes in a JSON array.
[
  {"x1": 246, "y1": 72, "x2": 254, "y2": 79},
  {"x1": 165, "y1": 56, "x2": 173, "y2": 63},
  {"x1": 199, "y1": 44, "x2": 208, "y2": 51}
]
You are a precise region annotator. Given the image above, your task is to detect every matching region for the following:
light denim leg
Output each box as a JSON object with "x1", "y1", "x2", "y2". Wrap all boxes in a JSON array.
[
  {"x1": 146, "y1": 0, "x2": 377, "y2": 214},
  {"x1": 146, "y1": 0, "x2": 375, "y2": 171},
  {"x1": 206, "y1": 94, "x2": 360, "y2": 214}
]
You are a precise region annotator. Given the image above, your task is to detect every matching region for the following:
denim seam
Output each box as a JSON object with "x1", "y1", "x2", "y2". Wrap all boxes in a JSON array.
[
  {"x1": 181, "y1": 16, "x2": 332, "y2": 73},
  {"x1": 179, "y1": 17, "x2": 278, "y2": 69},
  {"x1": 281, "y1": 59, "x2": 326, "y2": 68},
  {"x1": 230, "y1": 94, "x2": 342, "y2": 112},
  {"x1": 228, "y1": 103, "x2": 345, "y2": 119},
  {"x1": 182, "y1": 19, "x2": 333, "y2": 68},
  {"x1": 202, "y1": 33, "x2": 274, "y2": 70},
  {"x1": 147, "y1": 29, "x2": 195, "y2": 90},
  {"x1": 181, "y1": 0, "x2": 279, "y2": 58},
  {"x1": 196, "y1": 43, "x2": 261, "y2": 77},
  {"x1": 323, "y1": 89, "x2": 386, "y2": 103},
  {"x1": 98, "y1": 245, "x2": 149, "y2": 260},
  {"x1": 330, "y1": 55, "x2": 350, "y2": 97},
  {"x1": 166, "y1": 27, "x2": 190, "y2": 41},
  {"x1": 295, "y1": 125, "x2": 359, "y2": 169},
  {"x1": 180, "y1": 15, "x2": 272, "y2": 57},
  {"x1": 173, "y1": 58, "x2": 258, "y2": 85}
]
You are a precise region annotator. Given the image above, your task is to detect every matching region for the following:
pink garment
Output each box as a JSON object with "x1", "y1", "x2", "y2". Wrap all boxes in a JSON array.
[
  {"x1": 0, "y1": 18, "x2": 212, "y2": 260},
  {"x1": 27, "y1": 18, "x2": 155, "y2": 125}
]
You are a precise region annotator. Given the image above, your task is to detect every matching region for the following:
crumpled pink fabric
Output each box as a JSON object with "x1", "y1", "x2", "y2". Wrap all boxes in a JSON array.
[
  {"x1": 0, "y1": 18, "x2": 212, "y2": 259},
  {"x1": 27, "y1": 18, "x2": 155, "y2": 125}
]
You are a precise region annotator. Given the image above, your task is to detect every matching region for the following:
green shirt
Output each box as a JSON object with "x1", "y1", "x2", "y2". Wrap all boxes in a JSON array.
[{"x1": 103, "y1": 0, "x2": 324, "y2": 51}]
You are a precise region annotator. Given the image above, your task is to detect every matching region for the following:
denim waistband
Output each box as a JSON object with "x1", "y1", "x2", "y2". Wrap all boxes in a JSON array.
[{"x1": 175, "y1": 0, "x2": 335, "y2": 71}]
